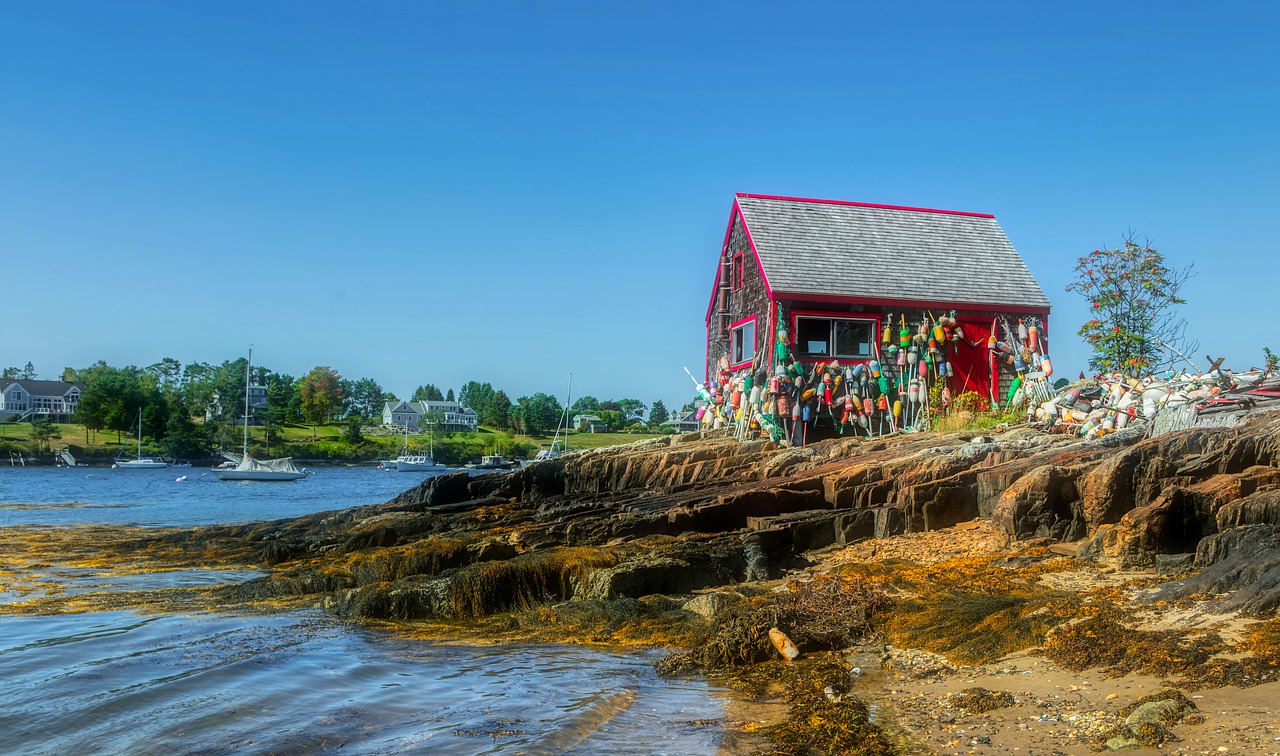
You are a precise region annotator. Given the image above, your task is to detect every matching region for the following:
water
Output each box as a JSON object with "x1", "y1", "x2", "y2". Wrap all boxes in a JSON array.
[
  {"x1": 0, "y1": 465, "x2": 449, "y2": 527},
  {"x1": 0, "y1": 467, "x2": 733, "y2": 754}
]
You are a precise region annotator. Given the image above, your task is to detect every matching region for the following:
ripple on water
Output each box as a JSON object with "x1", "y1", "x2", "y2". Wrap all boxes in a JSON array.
[{"x1": 0, "y1": 611, "x2": 730, "y2": 755}]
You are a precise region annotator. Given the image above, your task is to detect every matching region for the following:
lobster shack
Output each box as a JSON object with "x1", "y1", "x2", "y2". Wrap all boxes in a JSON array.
[{"x1": 703, "y1": 193, "x2": 1051, "y2": 441}]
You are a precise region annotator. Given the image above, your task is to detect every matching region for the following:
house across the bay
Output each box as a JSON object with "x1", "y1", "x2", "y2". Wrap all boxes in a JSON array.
[
  {"x1": 0, "y1": 379, "x2": 85, "y2": 423},
  {"x1": 705, "y1": 193, "x2": 1050, "y2": 403},
  {"x1": 382, "y1": 400, "x2": 479, "y2": 432}
]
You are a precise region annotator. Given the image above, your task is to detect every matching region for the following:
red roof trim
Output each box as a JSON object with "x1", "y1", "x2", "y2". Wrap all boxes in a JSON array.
[{"x1": 735, "y1": 192, "x2": 996, "y2": 219}]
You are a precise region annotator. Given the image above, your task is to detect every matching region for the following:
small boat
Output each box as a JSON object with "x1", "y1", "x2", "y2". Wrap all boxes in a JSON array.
[
  {"x1": 468, "y1": 453, "x2": 517, "y2": 470},
  {"x1": 113, "y1": 409, "x2": 171, "y2": 469},
  {"x1": 213, "y1": 348, "x2": 309, "y2": 482},
  {"x1": 395, "y1": 427, "x2": 446, "y2": 472}
]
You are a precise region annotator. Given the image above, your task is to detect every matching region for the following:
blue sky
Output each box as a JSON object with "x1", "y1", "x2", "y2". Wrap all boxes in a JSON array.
[{"x1": 3, "y1": 2, "x2": 1277, "y2": 411}]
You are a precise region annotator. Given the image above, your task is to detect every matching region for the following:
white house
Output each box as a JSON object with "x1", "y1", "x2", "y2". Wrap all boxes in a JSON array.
[
  {"x1": 573, "y1": 414, "x2": 607, "y2": 433},
  {"x1": 0, "y1": 379, "x2": 84, "y2": 423},
  {"x1": 382, "y1": 400, "x2": 478, "y2": 432}
]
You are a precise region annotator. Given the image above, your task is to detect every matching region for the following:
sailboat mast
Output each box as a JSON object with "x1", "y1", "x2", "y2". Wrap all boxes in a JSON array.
[
  {"x1": 565, "y1": 373, "x2": 572, "y2": 451},
  {"x1": 243, "y1": 348, "x2": 252, "y2": 456}
]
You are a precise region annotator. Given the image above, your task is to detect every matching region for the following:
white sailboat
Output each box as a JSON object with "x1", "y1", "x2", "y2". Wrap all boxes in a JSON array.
[
  {"x1": 396, "y1": 426, "x2": 446, "y2": 472},
  {"x1": 532, "y1": 374, "x2": 572, "y2": 462},
  {"x1": 112, "y1": 409, "x2": 171, "y2": 469},
  {"x1": 213, "y1": 348, "x2": 308, "y2": 482}
]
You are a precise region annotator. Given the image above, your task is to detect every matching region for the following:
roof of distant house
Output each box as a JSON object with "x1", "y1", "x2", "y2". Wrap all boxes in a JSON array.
[
  {"x1": 0, "y1": 379, "x2": 84, "y2": 395},
  {"x1": 732, "y1": 193, "x2": 1051, "y2": 310}
]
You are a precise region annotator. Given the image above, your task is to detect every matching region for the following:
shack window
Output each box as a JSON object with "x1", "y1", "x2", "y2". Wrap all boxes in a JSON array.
[
  {"x1": 731, "y1": 253, "x2": 745, "y2": 290},
  {"x1": 795, "y1": 316, "x2": 874, "y2": 359},
  {"x1": 731, "y1": 319, "x2": 756, "y2": 366}
]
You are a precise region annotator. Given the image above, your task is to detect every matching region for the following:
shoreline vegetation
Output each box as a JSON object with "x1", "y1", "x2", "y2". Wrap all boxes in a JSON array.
[
  {"x1": 0, "y1": 421, "x2": 672, "y2": 466},
  {"x1": 4, "y1": 416, "x2": 1280, "y2": 753}
]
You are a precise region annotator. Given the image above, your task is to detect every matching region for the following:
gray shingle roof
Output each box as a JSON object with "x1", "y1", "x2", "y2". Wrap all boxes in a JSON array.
[
  {"x1": 0, "y1": 379, "x2": 83, "y2": 396},
  {"x1": 735, "y1": 194, "x2": 1050, "y2": 310}
]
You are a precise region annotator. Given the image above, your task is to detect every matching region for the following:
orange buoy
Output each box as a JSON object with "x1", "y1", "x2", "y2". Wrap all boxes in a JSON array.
[{"x1": 769, "y1": 628, "x2": 799, "y2": 661}]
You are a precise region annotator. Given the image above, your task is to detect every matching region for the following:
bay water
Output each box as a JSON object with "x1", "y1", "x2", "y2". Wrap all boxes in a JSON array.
[{"x1": 0, "y1": 466, "x2": 734, "y2": 754}]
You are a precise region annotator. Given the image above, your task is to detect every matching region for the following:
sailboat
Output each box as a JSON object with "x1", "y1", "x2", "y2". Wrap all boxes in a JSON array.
[
  {"x1": 213, "y1": 348, "x2": 308, "y2": 482},
  {"x1": 532, "y1": 374, "x2": 572, "y2": 462},
  {"x1": 395, "y1": 426, "x2": 446, "y2": 472},
  {"x1": 112, "y1": 409, "x2": 171, "y2": 469}
]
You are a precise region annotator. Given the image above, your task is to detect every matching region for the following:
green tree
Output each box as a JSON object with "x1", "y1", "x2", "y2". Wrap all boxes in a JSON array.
[
  {"x1": 488, "y1": 390, "x2": 513, "y2": 430},
  {"x1": 264, "y1": 372, "x2": 299, "y2": 426},
  {"x1": 1066, "y1": 235, "x2": 1195, "y2": 375},
  {"x1": 159, "y1": 398, "x2": 208, "y2": 460},
  {"x1": 299, "y1": 365, "x2": 344, "y2": 438},
  {"x1": 596, "y1": 409, "x2": 626, "y2": 430},
  {"x1": 75, "y1": 364, "x2": 143, "y2": 443},
  {"x1": 460, "y1": 381, "x2": 505, "y2": 426},
  {"x1": 411, "y1": 384, "x2": 445, "y2": 402},
  {"x1": 60, "y1": 367, "x2": 79, "y2": 382},
  {"x1": 571, "y1": 396, "x2": 600, "y2": 413},
  {"x1": 648, "y1": 399, "x2": 669, "y2": 426},
  {"x1": 617, "y1": 398, "x2": 647, "y2": 422},
  {"x1": 446, "y1": 388, "x2": 455, "y2": 402},
  {"x1": 29, "y1": 415, "x2": 61, "y2": 451},
  {"x1": 343, "y1": 377, "x2": 385, "y2": 420},
  {"x1": 146, "y1": 358, "x2": 183, "y2": 395},
  {"x1": 513, "y1": 393, "x2": 561, "y2": 434},
  {"x1": 341, "y1": 415, "x2": 366, "y2": 446},
  {"x1": 20, "y1": 362, "x2": 36, "y2": 380},
  {"x1": 1, "y1": 367, "x2": 18, "y2": 380}
]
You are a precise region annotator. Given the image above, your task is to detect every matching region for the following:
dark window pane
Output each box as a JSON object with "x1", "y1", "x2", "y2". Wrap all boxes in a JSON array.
[{"x1": 796, "y1": 318, "x2": 831, "y2": 357}]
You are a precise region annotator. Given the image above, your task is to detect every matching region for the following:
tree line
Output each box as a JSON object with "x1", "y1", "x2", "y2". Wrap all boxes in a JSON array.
[{"x1": 5, "y1": 359, "x2": 676, "y2": 457}]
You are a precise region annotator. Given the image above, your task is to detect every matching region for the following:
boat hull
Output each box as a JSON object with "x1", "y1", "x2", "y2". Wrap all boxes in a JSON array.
[
  {"x1": 113, "y1": 459, "x2": 171, "y2": 469},
  {"x1": 212, "y1": 469, "x2": 307, "y2": 481},
  {"x1": 396, "y1": 457, "x2": 446, "y2": 472}
]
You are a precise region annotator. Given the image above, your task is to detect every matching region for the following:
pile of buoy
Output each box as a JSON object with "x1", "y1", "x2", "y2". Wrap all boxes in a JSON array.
[
  {"x1": 691, "y1": 308, "x2": 1004, "y2": 445},
  {"x1": 1031, "y1": 366, "x2": 1280, "y2": 438}
]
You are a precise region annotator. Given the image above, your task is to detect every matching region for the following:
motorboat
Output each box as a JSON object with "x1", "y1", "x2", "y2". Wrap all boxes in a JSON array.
[
  {"x1": 393, "y1": 426, "x2": 446, "y2": 472},
  {"x1": 469, "y1": 453, "x2": 517, "y2": 470}
]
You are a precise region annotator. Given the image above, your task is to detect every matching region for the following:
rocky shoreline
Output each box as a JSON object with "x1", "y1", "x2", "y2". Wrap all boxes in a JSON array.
[{"x1": 5, "y1": 411, "x2": 1280, "y2": 753}]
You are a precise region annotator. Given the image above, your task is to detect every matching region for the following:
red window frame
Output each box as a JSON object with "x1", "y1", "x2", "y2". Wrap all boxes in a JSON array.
[
  {"x1": 788, "y1": 310, "x2": 882, "y2": 364},
  {"x1": 731, "y1": 252, "x2": 745, "y2": 291},
  {"x1": 729, "y1": 316, "x2": 758, "y2": 369}
]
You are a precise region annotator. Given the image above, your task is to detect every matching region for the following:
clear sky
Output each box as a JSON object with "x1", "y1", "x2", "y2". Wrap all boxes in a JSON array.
[{"x1": 3, "y1": 2, "x2": 1277, "y2": 412}]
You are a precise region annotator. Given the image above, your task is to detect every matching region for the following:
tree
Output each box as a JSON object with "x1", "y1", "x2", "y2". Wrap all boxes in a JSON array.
[
  {"x1": 617, "y1": 398, "x2": 647, "y2": 422},
  {"x1": 341, "y1": 415, "x2": 366, "y2": 446},
  {"x1": 488, "y1": 390, "x2": 513, "y2": 430},
  {"x1": 20, "y1": 362, "x2": 36, "y2": 379},
  {"x1": 446, "y1": 388, "x2": 455, "y2": 402},
  {"x1": 343, "y1": 377, "x2": 385, "y2": 420},
  {"x1": 29, "y1": 415, "x2": 61, "y2": 451},
  {"x1": 595, "y1": 409, "x2": 625, "y2": 430},
  {"x1": 411, "y1": 384, "x2": 445, "y2": 402},
  {"x1": 146, "y1": 358, "x2": 183, "y2": 395},
  {"x1": 60, "y1": 367, "x2": 79, "y2": 382},
  {"x1": 1066, "y1": 235, "x2": 1195, "y2": 376},
  {"x1": 1, "y1": 367, "x2": 17, "y2": 379},
  {"x1": 460, "y1": 381, "x2": 509, "y2": 427},
  {"x1": 159, "y1": 398, "x2": 209, "y2": 460},
  {"x1": 599, "y1": 400, "x2": 622, "y2": 413},
  {"x1": 648, "y1": 400, "x2": 669, "y2": 427},
  {"x1": 75, "y1": 364, "x2": 145, "y2": 443},
  {"x1": 571, "y1": 396, "x2": 600, "y2": 413},
  {"x1": 512, "y1": 393, "x2": 561, "y2": 434},
  {"x1": 299, "y1": 366, "x2": 344, "y2": 437}
]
